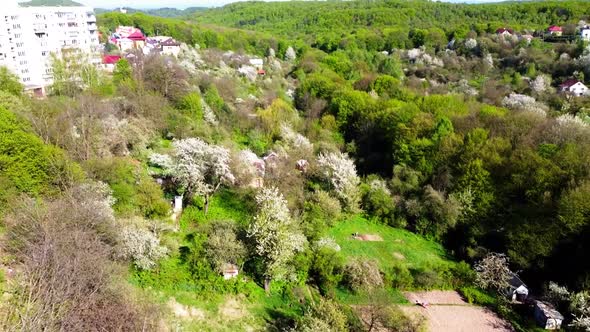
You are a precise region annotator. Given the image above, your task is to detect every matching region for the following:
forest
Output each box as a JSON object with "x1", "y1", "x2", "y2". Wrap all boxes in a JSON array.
[{"x1": 2, "y1": 0, "x2": 590, "y2": 331}]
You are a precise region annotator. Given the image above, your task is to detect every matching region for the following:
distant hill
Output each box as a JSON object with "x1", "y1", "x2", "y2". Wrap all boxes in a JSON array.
[
  {"x1": 95, "y1": 7, "x2": 207, "y2": 18},
  {"x1": 19, "y1": 0, "x2": 83, "y2": 6}
]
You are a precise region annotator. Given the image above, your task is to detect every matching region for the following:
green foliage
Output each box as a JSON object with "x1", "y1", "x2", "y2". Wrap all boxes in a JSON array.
[
  {"x1": 84, "y1": 157, "x2": 169, "y2": 219},
  {"x1": 459, "y1": 286, "x2": 497, "y2": 306},
  {"x1": 0, "y1": 107, "x2": 81, "y2": 200},
  {"x1": 113, "y1": 59, "x2": 133, "y2": 86},
  {"x1": 0, "y1": 67, "x2": 23, "y2": 96}
]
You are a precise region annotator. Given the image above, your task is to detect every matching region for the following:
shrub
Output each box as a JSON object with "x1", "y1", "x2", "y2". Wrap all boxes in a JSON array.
[
  {"x1": 459, "y1": 286, "x2": 497, "y2": 306},
  {"x1": 297, "y1": 298, "x2": 348, "y2": 332},
  {"x1": 410, "y1": 267, "x2": 442, "y2": 289},
  {"x1": 343, "y1": 258, "x2": 383, "y2": 292},
  {"x1": 387, "y1": 263, "x2": 414, "y2": 289},
  {"x1": 119, "y1": 224, "x2": 169, "y2": 270},
  {"x1": 310, "y1": 247, "x2": 344, "y2": 296}
]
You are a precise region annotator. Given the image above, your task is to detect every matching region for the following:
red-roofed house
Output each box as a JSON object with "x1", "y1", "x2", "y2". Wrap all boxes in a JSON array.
[
  {"x1": 102, "y1": 55, "x2": 122, "y2": 72},
  {"x1": 161, "y1": 38, "x2": 181, "y2": 57},
  {"x1": 560, "y1": 79, "x2": 589, "y2": 96},
  {"x1": 548, "y1": 25, "x2": 563, "y2": 36},
  {"x1": 496, "y1": 28, "x2": 514, "y2": 36}
]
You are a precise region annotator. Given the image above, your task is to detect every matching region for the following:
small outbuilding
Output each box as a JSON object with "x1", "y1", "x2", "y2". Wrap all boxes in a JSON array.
[
  {"x1": 505, "y1": 273, "x2": 528, "y2": 302},
  {"x1": 534, "y1": 300, "x2": 564, "y2": 330},
  {"x1": 222, "y1": 263, "x2": 239, "y2": 280},
  {"x1": 496, "y1": 28, "x2": 514, "y2": 36},
  {"x1": 547, "y1": 25, "x2": 563, "y2": 36}
]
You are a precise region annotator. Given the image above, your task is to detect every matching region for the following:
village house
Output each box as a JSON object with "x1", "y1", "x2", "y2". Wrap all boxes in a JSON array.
[
  {"x1": 560, "y1": 79, "x2": 589, "y2": 96},
  {"x1": 101, "y1": 55, "x2": 121, "y2": 72},
  {"x1": 249, "y1": 58, "x2": 264, "y2": 69},
  {"x1": 161, "y1": 38, "x2": 181, "y2": 57},
  {"x1": 505, "y1": 273, "x2": 528, "y2": 302},
  {"x1": 534, "y1": 301, "x2": 564, "y2": 330},
  {"x1": 111, "y1": 26, "x2": 146, "y2": 51},
  {"x1": 222, "y1": 263, "x2": 239, "y2": 280},
  {"x1": 547, "y1": 25, "x2": 562, "y2": 36},
  {"x1": 519, "y1": 34, "x2": 534, "y2": 43},
  {"x1": 496, "y1": 28, "x2": 514, "y2": 36},
  {"x1": 581, "y1": 26, "x2": 590, "y2": 41}
]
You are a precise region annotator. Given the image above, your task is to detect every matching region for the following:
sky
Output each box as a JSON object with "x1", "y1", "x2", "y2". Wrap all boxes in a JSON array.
[{"x1": 18, "y1": 0, "x2": 505, "y2": 9}]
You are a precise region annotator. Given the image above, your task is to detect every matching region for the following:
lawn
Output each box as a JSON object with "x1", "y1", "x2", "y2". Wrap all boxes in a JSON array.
[{"x1": 328, "y1": 215, "x2": 456, "y2": 272}]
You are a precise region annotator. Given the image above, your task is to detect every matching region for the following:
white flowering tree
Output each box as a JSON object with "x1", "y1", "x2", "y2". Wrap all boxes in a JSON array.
[
  {"x1": 172, "y1": 138, "x2": 235, "y2": 214},
  {"x1": 474, "y1": 252, "x2": 512, "y2": 292},
  {"x1": 280, "y1": 124, "x2": 313, "y2": 152},
  {"x1": 285, "y1": 46, "x2": 297, "y2": 62},
  {"x1": 317, "y1": 152, "x2": 361, "y2": 212},
  {"x1": 119, "y1": 225, "x2": 168, "y2": 270},
  {"x1": 502, "y1": 93, "x2": 547, "y2": 116},
  {"x1": 247, "y1": 187, "x2": 306, "y2": 291}
]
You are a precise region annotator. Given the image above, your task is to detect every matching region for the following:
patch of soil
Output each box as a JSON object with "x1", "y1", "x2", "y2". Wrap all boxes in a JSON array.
[
  {"x1": 353, "y1": 234, "x2": 384, "y2": 241},
  {"x1": 402, "y1": 291, "x2": 513, "y2": 332},
  {"x1": 393, "y1": 252, "x2": 406, "y2": 260},
  {"x1": 219, "y1": 297, "x2": 246, "y2": 320},
  {"x1": 404, "y1": 290, "x2": 465, "y2": 305},
  {"x1": 168, "y1": 298, "x2": 206, "y2": 320}
]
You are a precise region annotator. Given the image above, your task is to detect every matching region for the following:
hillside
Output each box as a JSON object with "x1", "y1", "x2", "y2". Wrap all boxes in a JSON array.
[
  {"x1": 96, "y1": 7, "x2": 207, "y2": 18},
  {"x1": 2, "y1": 0, "x2": 590, "y2": 331}
]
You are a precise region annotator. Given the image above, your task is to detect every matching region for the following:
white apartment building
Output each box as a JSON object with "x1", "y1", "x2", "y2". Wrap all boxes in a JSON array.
[{"x1": 0, "y1": 1, "x2": 99, "y2": 94}]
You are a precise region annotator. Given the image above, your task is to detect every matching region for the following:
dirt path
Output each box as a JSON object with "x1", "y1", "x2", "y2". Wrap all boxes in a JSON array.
[{"x1": 402, "y1": 291, "x2": 513, "y2": 332}]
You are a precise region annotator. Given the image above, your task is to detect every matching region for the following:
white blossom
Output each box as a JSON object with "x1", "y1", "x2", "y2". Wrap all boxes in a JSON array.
[
  {"x1": 531, "y1": 75, "x2": 551, "y2": 94},
  {"x1": 317, "y1": 152, "x2": 361, "y2": 212},
  {"x1": 280, "y1": 124, "x2": 313, "y2": 151},
  {"x1": 314, "y1": 237, "x2": 341, "y2": 252},
  {"x1": 202, "y1": 101, "x2": 218, "y2": 125},
  {"x1": 570, "y1": 291, "x2": 590, "y2": 331},
  {"x1": 238, "y1": 65, "x2": 258, "y2": 82},
  {"x1": 268, "y1": 48, "x2": 276, "y2": 58},
  {"x1": 556, "y1": 114, "x2": 589, "y2": 128},
  {"x1": 149, "y1": 153, "x2": 174, "y2": 175},
  {"x1": 464, "y1": 38, "x2": 477, "y2": 50},
  {"x1": 172, "y1": 138, "x2": 235, "y2": 202},
  {"x1": 247, "y1": 187, "x2": 306, "y2": 281},
  {"x1": 502, "y1": 93, "x2": 547, "y2": 116},
  {"x1": 285, "y1": 46, "x2": 297, "y2": 61},
  {"x1": 119, "y1": 225, "x2": 168, "y2": 270}
]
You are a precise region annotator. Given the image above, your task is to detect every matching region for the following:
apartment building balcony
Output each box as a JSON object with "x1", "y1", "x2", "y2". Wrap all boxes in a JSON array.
[
  {"x1": 86, "y1": 14, "x2": 96, "y2": 22},
  {"x1": 88, "y1": 23, "x2": 97, "y2": 30}
]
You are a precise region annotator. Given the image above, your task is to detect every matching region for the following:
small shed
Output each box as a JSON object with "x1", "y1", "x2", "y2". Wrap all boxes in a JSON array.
[
  {"x1": 534, "y1": 301, "x2": 563, "y2": 330},
  {"x1": 222, "y1": 263, "x2": 239, "y2": 280},
  {"x1": 505, "y1": 273, "x2": 528, "y2": 302}
]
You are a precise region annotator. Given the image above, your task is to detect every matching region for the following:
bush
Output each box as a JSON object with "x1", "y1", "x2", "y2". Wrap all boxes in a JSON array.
[
  {"x1": 297, "y1": 298, "x2": 348, "y2": 332},
  {"x1": 410, "y1": 267, "x2": 442, "y2": 289},
  {"x1": 303, "y1": 190, "x2": 342, "y2": 239},
  {"x1": 343, "y1": 258, "x2": 383, "y2": 292},
  {"x1": 387, "y1": 263, "x2": 414, "y2": 289},
  {"x1": 459, "y1": 286, "x2": 497, "y2": 306},
  {"x1": 310, "y1": 247, "x2": 344, "y2": 296}
]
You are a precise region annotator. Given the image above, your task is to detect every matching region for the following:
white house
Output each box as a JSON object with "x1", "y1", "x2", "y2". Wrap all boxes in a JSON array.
[
  {"x1": 534, "y1": 301, "x2": 563, "y2": 330},
  {"x1": 505, "y1": 273, "x2": 528, "y2": 302},
  {"x1": 161, "y1": 38, "x2": 181, "y2": 57},
  {"x1": 0, "y1": 0, "x2": 99, "y2": 95},
  {"x1": 581, "y1": 27, "x2": 590, "y2": 41},
  {"x1": 249, "y1": 58, "x2": 264, "y2": 69},
  {"x1": 560, "y1": 79, "x2": 589, "y2": 96}
]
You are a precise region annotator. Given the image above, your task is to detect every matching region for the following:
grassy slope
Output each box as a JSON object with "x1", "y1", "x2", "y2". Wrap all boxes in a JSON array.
[{"x1": 329, "y1": 215, "x2": 455, "y2": 272}]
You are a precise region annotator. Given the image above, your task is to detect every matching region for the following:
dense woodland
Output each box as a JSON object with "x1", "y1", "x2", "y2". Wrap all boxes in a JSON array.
[{"x1": 2, "y1": 0, "x2": 590, "y2": 331}]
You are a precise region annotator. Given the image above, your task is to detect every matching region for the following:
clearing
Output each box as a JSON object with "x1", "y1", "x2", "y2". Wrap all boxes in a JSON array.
[
  {"x1": 401, "y1": 291, "x2": 513, "y2": 332},
  {"x1": 329, "y1": 216, "x2": 456, "y2": 271}
]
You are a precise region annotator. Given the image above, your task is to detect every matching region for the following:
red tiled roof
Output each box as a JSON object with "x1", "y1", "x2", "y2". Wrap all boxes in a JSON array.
[
  {"x1": 161, "y1": 38, "x2": 180, "y2": 47},
  {"x1": 102, "y1": 55, "x2": 121, "y2": 64},
  {"x1": 127, "y1": 30, "x2": 146, "y2": 41},
  {"x1": 496, "y1": 28, "x2": 514, "y2": 34},
  {"x1": 548, "y1": 25, "x2": 562, "y2": 31},
  {"x1": 257, "y1": 69, "x2": 266, "y2": 75},
  {"x1": 560, "y1": 78, "x2": 581, "y2": 89}
]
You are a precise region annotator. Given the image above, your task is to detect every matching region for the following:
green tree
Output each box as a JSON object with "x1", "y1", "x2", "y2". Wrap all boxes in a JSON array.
[{"x1": 0, "y1": 67, "x2": 23, "y2": 96}]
